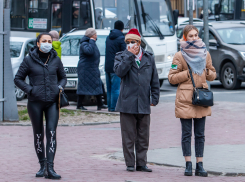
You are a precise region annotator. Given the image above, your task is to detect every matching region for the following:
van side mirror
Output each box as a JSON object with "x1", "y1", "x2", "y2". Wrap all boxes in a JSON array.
[
  {"x1": 173, "y1": 9, "x2": 179, "y2": 26},
  {"x1": 209, "y1": 39, "x2": 218, "y2": 47}
]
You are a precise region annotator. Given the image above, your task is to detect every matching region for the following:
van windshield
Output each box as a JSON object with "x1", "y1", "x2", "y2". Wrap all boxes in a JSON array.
[
  {"x1": 61, "y1": 35, "x2": 107, "y2": 56},
  {"x1": 217, "y1": 28, "x2": 245, "y2": 45},
  {"x1": 10, "y1": 42, "x2": 23, "y2": 58}
]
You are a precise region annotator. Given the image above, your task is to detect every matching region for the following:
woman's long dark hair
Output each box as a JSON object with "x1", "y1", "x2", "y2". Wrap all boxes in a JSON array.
[{"x1": 36, "y1": 33, "x2": 53, "y2": 45}]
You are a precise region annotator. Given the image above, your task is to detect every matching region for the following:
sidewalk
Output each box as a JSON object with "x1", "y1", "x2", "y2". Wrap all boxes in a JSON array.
[{"x1": 0, "y1": 101, "x2": 244, "y2": 181}]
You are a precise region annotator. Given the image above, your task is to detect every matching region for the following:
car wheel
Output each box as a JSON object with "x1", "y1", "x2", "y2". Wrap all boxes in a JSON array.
[
  {"x1": 15, "y1": 86, "x2": 25, "y2": 101},
  {"x1": 221, "y1": 62, "x2": 241, "y2": 90}
]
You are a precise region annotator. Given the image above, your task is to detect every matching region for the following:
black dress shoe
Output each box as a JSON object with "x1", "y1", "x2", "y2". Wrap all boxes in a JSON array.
[
  {"x1": 136, "y1": 166, "x2": 152, "y2": 172},
  {"x1": 36, "y1": 159, "x2": 47, "y2": 177},
  {"x1": 97, "y1": 104, "x2": 108, "y2": 110},
  {"x1": 184, "y1": 161, "x2": 192, "y2": 176},
  {"x1": 45, "y1": 162, "x2": 61, "y2": 180},
  {"x1": 77, "y1": 106, "x2": 87, "y2": 110},
  {"x1": 195, "y1": 162, "x2": 208, "y2": 177},
  {"x1": 127, "y1": 166, "x2": 135, "y2": 172}
]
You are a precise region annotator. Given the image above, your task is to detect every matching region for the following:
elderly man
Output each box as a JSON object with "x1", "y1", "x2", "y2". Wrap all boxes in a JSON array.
[{"x1": 114, "y1": 28, "x2": 160, "y2": 172}]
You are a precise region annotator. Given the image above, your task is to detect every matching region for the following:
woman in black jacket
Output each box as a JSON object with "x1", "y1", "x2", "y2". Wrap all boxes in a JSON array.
[
  {"x1": 77, "y1": 28, "x2": 107, "y2": 110},
  {"x1": 14, "y1": 33, "x2": 67, "y2": 179}
]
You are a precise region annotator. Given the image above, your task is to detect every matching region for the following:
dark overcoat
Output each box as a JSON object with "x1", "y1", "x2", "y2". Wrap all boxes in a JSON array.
[
  {"x1": 77, "y1": 36, "x2": 103, "y2": 95},
  {"x1": 105, "y1": 29, "x2": 126, "y2": 73},
  {"x1": 14, "y1": 46, "x2": 67, "y2": 102},
  {"x1": 114, "y1": 49, "x2": 160, "y2": 114}
]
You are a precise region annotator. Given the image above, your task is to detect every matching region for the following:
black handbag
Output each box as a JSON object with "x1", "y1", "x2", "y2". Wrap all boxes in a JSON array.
[
  {"x1": 187, "y1": 64, "x2": 214, "y2": 107},
  {"x1": 58, "y1": 89, "x2": 69, "y2": 108}
]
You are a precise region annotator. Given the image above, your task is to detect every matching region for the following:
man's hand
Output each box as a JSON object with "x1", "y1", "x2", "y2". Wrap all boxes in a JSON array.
[
  {"x1": 128, "y1": 44, "x2": 139, "y2": 55},
  {"x1": 150, "y1": 104, "x2": 155, "y2": 106}
]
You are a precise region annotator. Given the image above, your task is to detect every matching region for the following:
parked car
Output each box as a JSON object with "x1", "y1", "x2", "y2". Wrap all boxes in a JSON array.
[
  {"x1": 60, "y1": 29, "x2": 168, "y2": 101},
  {"x1": 176, "y1": 17, "x2": 203, "y2": 28},
  {"x1": 10, "y1": 37, "x2": 36, "y2": 100},
  {"x1": 177, "y1": 21, "x2": 245, "y2": 89}
]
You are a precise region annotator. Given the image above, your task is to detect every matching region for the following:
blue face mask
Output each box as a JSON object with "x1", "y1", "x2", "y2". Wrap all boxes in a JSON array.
[{"x1": 40, "y1": 43, "x2": 52, "y2": 53}]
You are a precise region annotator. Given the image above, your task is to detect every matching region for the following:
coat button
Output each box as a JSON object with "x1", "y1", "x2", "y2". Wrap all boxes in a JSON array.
[
  {"x1": 138, "y1": 73, "x2": 140, "y2": 75},
  {"x1": 139, "y1": 84, "x2": 140, "y2": 86}
]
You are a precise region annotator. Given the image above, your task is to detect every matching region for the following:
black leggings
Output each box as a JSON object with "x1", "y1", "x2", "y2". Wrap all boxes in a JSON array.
[{"x1": 27, "y1": 101, "x2": 59, "y2": 163}]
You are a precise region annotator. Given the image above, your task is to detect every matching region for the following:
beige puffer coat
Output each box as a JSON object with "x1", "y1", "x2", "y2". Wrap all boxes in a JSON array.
[{"x1": 168, "y1": 51, "x2": 216, "y2": 119}]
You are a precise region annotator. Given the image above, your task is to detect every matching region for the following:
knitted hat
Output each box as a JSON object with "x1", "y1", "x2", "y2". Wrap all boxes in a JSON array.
[
  {"x1": 114, "y1": 20, "x2": 124, "y2": 30},
  {"x1": 125, "y1": 28, "x2": 141, "y2": 41},
  {"x1": 85, "y1": 28, "x2": 97, "y2": 38},
  {"x1": 49, "y1": 30, "x2": 59, "y2": 41}
]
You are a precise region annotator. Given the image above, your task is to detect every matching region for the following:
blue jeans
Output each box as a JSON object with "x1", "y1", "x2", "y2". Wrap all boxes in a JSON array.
[{"x1": 106, "y1": 72, "x2": 121, "y2": 111}]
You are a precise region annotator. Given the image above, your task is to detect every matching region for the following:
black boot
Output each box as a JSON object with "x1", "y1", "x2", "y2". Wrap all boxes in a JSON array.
[
  {"x1": 97, "y1": 104, "x2": 108, "y2": 110},
  {"x1": 36, "y1": 159, "x2": 47, "y2": 177},
  {"x1": 136, "y1": 166, "x2": 152, "y2": 172},
  {"x1": 126, "y1": 166, "x2": 135, "y2": 172},
  {"x1": 184, "y1": 161, "x2": 192, "y2": 176},
  {"x1": 77, "y1": 106, "x2": 87, "y2": 110},
  {"x1": 195, "y1": 162, "x2": 208, "y2": 177},
  {"x1": 45, "y1": 162, "x2": 61, "y2": 180}
]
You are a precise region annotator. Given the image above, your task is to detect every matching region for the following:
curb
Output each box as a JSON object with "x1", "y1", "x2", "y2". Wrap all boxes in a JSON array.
[
  {"x1": 108, "y1": 154, "x2": 245, "y2": 177},
  {"x1": 0, "y1": 121, "x2": 120, "y2": 127},
  {"x1": 17, "y1": 103, "x2": 120, "y2": 115}
]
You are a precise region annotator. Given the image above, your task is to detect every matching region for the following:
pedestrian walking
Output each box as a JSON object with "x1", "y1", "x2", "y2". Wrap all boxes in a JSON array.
[
  {"x1": 14, "y1": 33, "x2": 67, "y2": 179},
  {"x1": 49, "y1": 30, "x2": 62, "y2": 59},
  {"x1": 168, "y1": 25, "x2": 216, "y2": 177},
  {"x1": 114, "y1": 28, "x2": 160, "y2": 172},
  {"x1": 77, "y1": 28, "x2": 107, "y2": 110},
  {"x1": 105, "y1": 20, "x2": 126, "y2": 112}
]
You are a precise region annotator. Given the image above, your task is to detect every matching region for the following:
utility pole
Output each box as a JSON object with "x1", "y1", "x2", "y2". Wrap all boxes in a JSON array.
[
  {"x1": 203, "y1": 0, "x2": 211, "y2": 89},
  {"x1": 189, "y1": 0, "x2": 193, "y2": 25},
  {"x1": 129, "y1": 0, "x2": 135, "y2": 29},
  {"x1": 0, "y1": 0, "x2": 19, "y2": 122}
]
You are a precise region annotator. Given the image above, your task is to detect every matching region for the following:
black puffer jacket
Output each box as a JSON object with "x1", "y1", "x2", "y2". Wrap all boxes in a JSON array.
[{"x1": 14, "y1": 46, "x2": 67, "y2": 102}]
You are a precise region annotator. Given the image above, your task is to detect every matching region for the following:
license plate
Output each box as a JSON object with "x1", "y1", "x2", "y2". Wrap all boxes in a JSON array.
[{"x1": 66, "y1": 81, "x2": 76, "y2": 88}]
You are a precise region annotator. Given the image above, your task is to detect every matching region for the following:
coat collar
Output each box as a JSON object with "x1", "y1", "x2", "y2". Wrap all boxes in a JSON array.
[{"x1": 29, "y1": 46, "x2": 57, "y2": 68}]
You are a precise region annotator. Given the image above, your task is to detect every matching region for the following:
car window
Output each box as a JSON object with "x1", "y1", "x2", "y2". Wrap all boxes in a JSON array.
[
  {"x1": 200, "y1": 29, "x2": 215, "y2": 40},
  {"x1": 10, "y1": 42, "x2": 23, "y2": 58},
  {"x1": 217, "y1": 28, "x2": 245, "y2": 44},
  {"x1": 61, "y1": 35, "x2": 107, "y2": 56},
  {"x1": 25, "y1": 41, "x2": 35, "y2": 56},
  {"x1": 176, "y1": 28, "x2": 183, "y2": 39}
]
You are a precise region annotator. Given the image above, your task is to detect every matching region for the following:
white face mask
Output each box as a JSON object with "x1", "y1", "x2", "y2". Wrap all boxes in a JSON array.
[{"x1": 127, "y1": 43, "x2": 136, "y2": 49}]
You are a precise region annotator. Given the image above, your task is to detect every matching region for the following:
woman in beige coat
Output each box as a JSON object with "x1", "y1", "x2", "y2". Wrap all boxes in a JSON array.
[{"x1": 168, "y1": 25, "x2": 216, "y2": 177}]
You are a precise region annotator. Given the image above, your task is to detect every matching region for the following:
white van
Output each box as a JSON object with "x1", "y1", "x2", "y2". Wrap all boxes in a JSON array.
[{"x1": 60, "y1": 29, "x2": 172, "y2": 100}]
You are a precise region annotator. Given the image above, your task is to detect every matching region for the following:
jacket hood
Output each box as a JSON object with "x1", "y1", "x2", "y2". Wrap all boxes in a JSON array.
[
  {"x1": 52, "y1": 41, "x2": 61, "y2": 49},
  {"x1": 109, "y1": 29, "x2": 124, "y2": 40},
  {"x1": 80, "y1": 36, "x2": 90, "y2": 44},
  {"x1": 29, "y1": 46, "x2": 57, "y2": 64}
]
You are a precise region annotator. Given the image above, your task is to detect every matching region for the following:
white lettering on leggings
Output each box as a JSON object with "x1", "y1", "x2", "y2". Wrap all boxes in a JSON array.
[
  {"x1": 49, "y1": 131, "x2": 55, "y2": 153},
  {"x1": 36, "y1": 134, "x2": 42, "y2": 153}
]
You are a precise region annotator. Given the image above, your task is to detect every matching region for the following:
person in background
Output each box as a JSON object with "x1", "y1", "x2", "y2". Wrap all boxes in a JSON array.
[
  {"x1": 14, "y1": 33, "x2": 67, "y2": 179},
  {"x1": 168, "y1": 25, "x2": 216, "y2": 177},
  {"x1": 105, "y1": 20, "x2": 126, "y2": 112},
  {"x1": 77, "y1": 28, "x2": 107, "y2": 110},
  {"x1": 114, "y1": 28, "x2": 160, "y2": 172},
  {"x1": 49, "y1": 30, "x2": 62, "y2": 59}
]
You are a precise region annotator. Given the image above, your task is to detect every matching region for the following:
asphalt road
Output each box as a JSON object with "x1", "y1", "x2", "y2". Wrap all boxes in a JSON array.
[{"x1": 160, "y1": 80, "x2": 245, "y2": 103}]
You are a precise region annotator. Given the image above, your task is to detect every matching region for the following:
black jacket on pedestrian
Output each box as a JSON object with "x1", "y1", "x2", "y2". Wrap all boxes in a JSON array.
[
  {"x1": 77, "y1": 36, "x2": 103, "y2": 95},
  {"x1": 114, "y1": 49, "x2": 160, "y2": 114},
  {"x1": 105, "y1": 29, "x2": 126, "y2": 73},
  {"x1": 14, "y1": 46, "x2": 67, "y2": 102}
]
